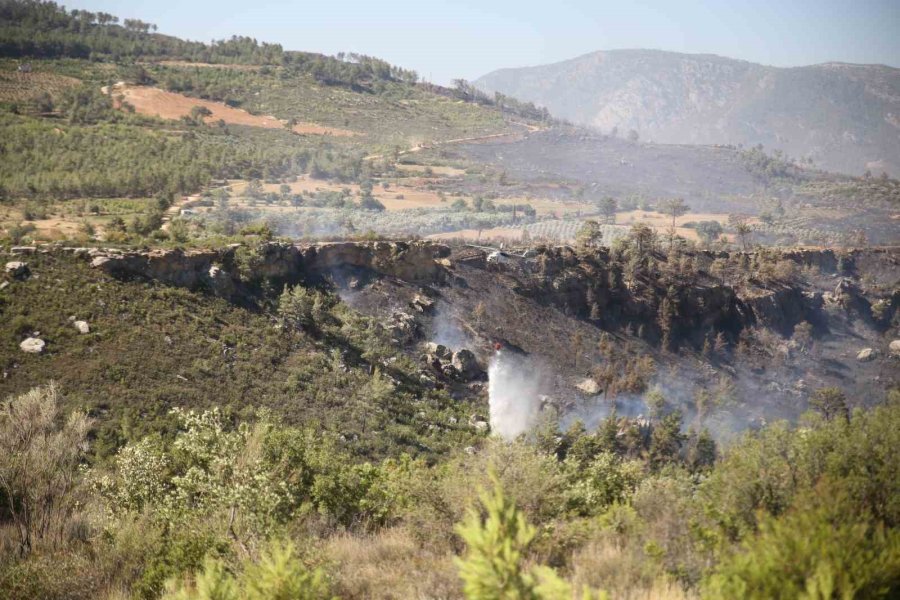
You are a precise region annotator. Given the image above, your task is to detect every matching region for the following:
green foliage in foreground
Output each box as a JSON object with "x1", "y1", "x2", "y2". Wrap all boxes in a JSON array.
[
  {"x1": 1, "y1": 382, "x2": 898, "y2": 599},
  {"x1": 455, "y1": 473, "x2": 607, "y2": 600},
  {"x1": 704, "y1": 486, "x2": 900, "y2": 599},
  {"x1": 162, "y1": 541, "x2": 333, "y2": 600}
]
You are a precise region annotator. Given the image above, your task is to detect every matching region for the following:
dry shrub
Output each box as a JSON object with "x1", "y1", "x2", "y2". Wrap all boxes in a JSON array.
[
  {"x1": 631, "y1": 474, "x2": 711, "y2": 586},
  {"x1": 0, "y1": 383, "x2": 92, "y2": 556},
  {"x1": 571, "y1": 539, "x2": 694, "y2": 600},
  {"x1": 570, "y1": 539, "x2": 664, "y2": 598},
  {"x1": 0, "y1": 550, "x2": 105, "y2": 600},
  {"x1": 325, "y1": 526, "x2": 461, "y2": 599},
  {"x1": 92, "y1": 515, "x2": 168, "y2": 592},
  {"x1": 0, "y1": 522, "x2": 20, "y2": 559},
  {"x1": 401, "y1": 439, "x2": 566, "y2": 553}
]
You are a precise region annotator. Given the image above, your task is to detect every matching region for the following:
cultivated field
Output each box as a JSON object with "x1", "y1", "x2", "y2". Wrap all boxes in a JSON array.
[
  {"x1": 222, "y1": 177, "x2": 597, "y2": 217},
  {"x1": 109, "y1": 83, "x2": 359, "y2": 136}
]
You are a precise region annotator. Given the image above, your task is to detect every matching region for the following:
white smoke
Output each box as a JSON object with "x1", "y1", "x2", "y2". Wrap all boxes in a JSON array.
[
  {"x1": 488, "y1": 350, "x2": 543, "y2": 440},
  {"x1": 431, "y1": 307, "x2": 468, "y2": 351}
]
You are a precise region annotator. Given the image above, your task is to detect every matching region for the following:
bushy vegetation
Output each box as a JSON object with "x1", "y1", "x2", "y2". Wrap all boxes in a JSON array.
[
  {"x1": 1, "y1": 377, "x2": 898, "y2": 599},
  {"x1": 0, "y1": 111, "x2": 338, "y2": 200}
]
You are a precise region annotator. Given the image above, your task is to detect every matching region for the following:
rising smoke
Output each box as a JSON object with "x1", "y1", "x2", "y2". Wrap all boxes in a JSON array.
[
  {"x1": 430, "y1": 306, "x2": 470, "y2": 351},
  {"x1": 488, "y1": 350, "x2": 545, "y2": 440},
  {"x1": 488, "y1": 350, "x2": 756, "y2": 442}
]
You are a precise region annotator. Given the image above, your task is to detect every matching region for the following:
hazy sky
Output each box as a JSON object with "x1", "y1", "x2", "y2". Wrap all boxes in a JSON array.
[{"x1": 68, "y1": 0, "x2": 899, "y2": 84}]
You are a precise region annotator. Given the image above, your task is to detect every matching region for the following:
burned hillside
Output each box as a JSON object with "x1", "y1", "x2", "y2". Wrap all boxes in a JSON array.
[{"x1": 13, "y1": 237, "x2": 895, "y2": 444}]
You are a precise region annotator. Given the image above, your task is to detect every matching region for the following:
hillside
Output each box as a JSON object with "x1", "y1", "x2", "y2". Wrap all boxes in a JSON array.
[
  {"x1": 4, "y1": 240, "x2": 898, "y2": 451},
  {"x1": 475, "y1": 49, "x2": 900, "y2": 177},
  {"x1": 1, "y1": 4, "x2": 898, "y2": 250},
  {"x1": 2, "y1": 238, "x2": 899, "y2": 598},
  {"x1": 1, "y1": 5, "x2": 900, "y2": 599}
]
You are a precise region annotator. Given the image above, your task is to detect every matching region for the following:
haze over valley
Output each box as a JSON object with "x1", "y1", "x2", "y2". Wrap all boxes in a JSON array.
[{"x1": 476, "y1": 49, "x2": 900, "y2": 177}]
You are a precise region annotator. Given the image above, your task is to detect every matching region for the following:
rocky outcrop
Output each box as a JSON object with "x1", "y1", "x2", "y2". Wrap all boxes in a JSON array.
[
  {"x1": 742, "y1": 286, "x2": 810, "y2": 336},
  {"x1": 421, "y1": 343, "x2": 485, "y2": 383},
  {"x1": 472, "y1": 246, "x2": 900, "y2": 349},
  {"x1": 423, "y1": 342, "x2": 452, "y2": 361},
  {"x1": 88, "y1": 247, "x2": 227, "y2": 289},
  {"x1": 451, "y1": 349, "x2": 482, "y2": 380},
  {"x1": 300, "y1": 241, "x2": 450, "y2": 283},
  {"x1": 386, "y1": 311, "x2": 419, "y2": 343},
  {"x1": 84, "y1": 241, "x2": 451, "y2": 298}
]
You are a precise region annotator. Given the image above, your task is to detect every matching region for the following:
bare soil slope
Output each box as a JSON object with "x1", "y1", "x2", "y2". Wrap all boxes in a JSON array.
[{"x1": 111, "y1": 83, "x2": 358, "y2": 136}]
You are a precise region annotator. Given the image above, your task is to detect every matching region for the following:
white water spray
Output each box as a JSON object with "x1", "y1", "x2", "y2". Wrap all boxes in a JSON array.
[{"x1": 488, "y1": 351, "x2": 542, "y2": 440}]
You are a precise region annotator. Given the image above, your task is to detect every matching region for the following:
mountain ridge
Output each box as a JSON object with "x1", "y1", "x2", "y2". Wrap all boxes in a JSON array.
[{"x1": 475, "y1": 49, "x2": 900, "y2": 177}]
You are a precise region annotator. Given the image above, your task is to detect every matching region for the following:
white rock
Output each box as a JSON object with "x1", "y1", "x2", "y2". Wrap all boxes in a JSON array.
[
  {"x1": 20, "y1": 337, "x2": 45, "y2": 354},
  {"x1": 5, "y1": 261, "x2": 28, "y2": 277},
  {"x1": 576, "y1": 377, "x2": 602, "y2": 395},
  {"x1": 90, "y1": 256, "x2": 111, "y2": 268},
  {"x1": 889, "y1": 340, "x2": 900, "y2": 357},
  {"x1": 74, "y1": 320, "x2": 90, "y2": 334},
  {"x1": 857, "y1": 348, "x2": 877, "y2": 362}
]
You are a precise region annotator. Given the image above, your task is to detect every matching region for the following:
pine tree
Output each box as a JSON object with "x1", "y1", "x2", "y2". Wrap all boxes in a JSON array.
[{"x1": 455, "y1": 473, "x2": 539, "y2": 599}]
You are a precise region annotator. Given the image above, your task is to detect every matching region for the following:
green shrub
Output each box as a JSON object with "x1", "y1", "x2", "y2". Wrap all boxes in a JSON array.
[
  {"x1": 563, "y1": 451, "x2": 642, "y2": 516},
  {"x1": 162, "y1": 540, "x2": 332, "y2": 600},
  {"x1": 704, "y1": 485, "x2": 900, "y2": 599},
  {"x1": 455, "y1": 473, "x2": 608, "y2": 600},
  {"x1": 455, "y1": 473, "x2": 540, "y2": 599}
]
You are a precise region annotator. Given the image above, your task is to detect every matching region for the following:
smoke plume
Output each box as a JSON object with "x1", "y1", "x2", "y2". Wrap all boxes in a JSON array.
[{"x1": 488, "y1": 350, "x2": 544, "y2": 440}]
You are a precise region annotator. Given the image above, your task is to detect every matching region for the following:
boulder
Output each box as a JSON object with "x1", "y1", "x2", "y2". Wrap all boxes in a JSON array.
[
  {"x1": 889, "y1": 340, "x2": 900, "y2": 357},
  {"x1": 452, "y1": 349, "x2": 482, "y2": 380},
  {"x1": 410, "y1": 294, "x2": 435, "y2": 313},
  {"x1": 423, "y1": 342, "x2": 452, "y2": 361},
  {"x1": 576, "y1": 377, "x2": 602, "y2": 395},
  {"x1": 5, "y1": 261, "x2": 29, "y2": 278},
  {"x1": 386, "y1": 311, "x2": 418, "y2": 343},
  {"x1": 857, "y1": 348, "x2": 877, "y2": 362},
  {"x1": 73, "y1": 320, "x2": 90, "y2": 334},
  {"x1": 469, "y1": 414, "x2": 490, "y2": 432},
  {"x1": 20, "y1": 337, "x2": 45, "y2": 353}
]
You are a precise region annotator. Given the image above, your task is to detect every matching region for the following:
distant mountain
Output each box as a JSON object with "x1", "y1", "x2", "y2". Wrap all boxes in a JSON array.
[{"x1": 475, "y1": 50, "x2": 900, "y2": 177}]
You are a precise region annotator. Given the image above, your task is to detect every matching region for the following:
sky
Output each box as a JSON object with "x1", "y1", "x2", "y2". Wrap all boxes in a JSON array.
[{"x1": 68, "y1": 0, "x2": 900, "y2": 84}]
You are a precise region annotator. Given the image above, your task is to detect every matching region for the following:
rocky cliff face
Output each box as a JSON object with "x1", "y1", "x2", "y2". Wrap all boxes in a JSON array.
[
  {"x1": 475, "y1": 50, "x2": 900, "y2": 177},
  {"x1": 82, "y1": 241, "x2": 897, "y2": 350},
  {"x1": 493, "y1": 246, "x2": 898, "y2": 348},
  {"x1": 84, "y1": 241, "x2": 451, "y2": 298}
]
